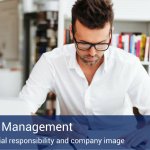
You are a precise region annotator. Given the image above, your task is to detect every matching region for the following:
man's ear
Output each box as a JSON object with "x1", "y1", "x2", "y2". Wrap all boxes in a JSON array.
[{"x1": 69, "y1": 24, "x2": 73, "y2": 40}]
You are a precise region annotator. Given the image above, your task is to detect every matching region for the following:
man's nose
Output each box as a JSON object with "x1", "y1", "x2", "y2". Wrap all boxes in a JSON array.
[{"x1": 88, "y1": 46, "x2": 97, "y2": 56}]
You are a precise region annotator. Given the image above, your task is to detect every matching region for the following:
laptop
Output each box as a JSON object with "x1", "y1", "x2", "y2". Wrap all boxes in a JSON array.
[{"x1": 0, "y1": 97, "x2": 31, "y2": 115}]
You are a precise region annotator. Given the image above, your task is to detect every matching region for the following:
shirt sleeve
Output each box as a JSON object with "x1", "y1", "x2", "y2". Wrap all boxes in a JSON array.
[
  {"x1": 128, "y1": 58, "x2": 150, "y2": 115},
  {"x1": 19, "y1": 54, "x2": 55, "y2": 113}
]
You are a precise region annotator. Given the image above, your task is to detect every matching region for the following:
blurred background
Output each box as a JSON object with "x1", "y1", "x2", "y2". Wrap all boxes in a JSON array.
[{"x1": 0, "y1": 0, "x2": 150, "y2": 115}]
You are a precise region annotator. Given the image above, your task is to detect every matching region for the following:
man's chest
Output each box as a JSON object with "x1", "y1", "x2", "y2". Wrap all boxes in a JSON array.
[{"x1": 54, "y1": 69, "x2": 129, "y2": 114}]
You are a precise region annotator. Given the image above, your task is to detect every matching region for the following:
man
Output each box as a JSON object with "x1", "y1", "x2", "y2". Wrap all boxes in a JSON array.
[
  {"x1": 20, "y1": 0, "x2": 150, "y2": 148},
  {"x1": 20, "y1": 0, "x2": 150, "y2": 115}
]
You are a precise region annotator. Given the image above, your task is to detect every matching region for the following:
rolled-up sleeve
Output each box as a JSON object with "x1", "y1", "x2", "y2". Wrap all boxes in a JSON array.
[{"x1": 19, "y1": 54, "x2": 55, "y2": 113}]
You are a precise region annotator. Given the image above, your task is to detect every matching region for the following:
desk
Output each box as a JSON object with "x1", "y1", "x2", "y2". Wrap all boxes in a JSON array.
[{"x1": 0, "y1": 98, "x2": 31, "y2": 115}]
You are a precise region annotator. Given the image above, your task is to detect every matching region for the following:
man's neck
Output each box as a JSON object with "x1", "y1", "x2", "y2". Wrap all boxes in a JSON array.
[{"x1": 77, "y1": 56, "x2": 104, "y2": 85}]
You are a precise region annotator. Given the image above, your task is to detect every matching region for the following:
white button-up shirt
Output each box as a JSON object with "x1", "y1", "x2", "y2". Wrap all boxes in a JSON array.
[{"x1": 19, "y1": 44, "x2": 150, "y2": 115}]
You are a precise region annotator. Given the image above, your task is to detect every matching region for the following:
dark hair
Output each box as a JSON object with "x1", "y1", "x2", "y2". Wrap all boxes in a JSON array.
[{"x1": 72, "y1": 0, "x2": 114, "y2": 33}]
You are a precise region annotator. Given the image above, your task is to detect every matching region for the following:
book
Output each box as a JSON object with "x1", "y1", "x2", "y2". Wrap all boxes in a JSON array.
[
  {"x1": 144, "y1": 37, "x2": 150, "y2": 62},
  {"x1": 140, "y1": 34, "x2": 146, "y2": 61},
  {"x1": 129, "y1": 34, "x2": 136, "y2": 56},
  {"x1": 111, "y1": 34, "x2": 119, "y2": 47},
  {"x1": 122, "y1": 34, "x2": 129, "y2": 53},
  {"x1": 136, "y1": 36, "x2": 141, "y2": 58},
  {"x1": 111, "y1": 33, "x2": 150, "y2": 61},
  {"x1": 118, "y1": 35, "x2": 123, "y2": 49}
]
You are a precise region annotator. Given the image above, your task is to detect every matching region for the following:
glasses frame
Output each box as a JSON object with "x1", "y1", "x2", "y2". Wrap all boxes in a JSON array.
[{"x1": 73, "y1": 29, "x2": 112, "y2": 51}]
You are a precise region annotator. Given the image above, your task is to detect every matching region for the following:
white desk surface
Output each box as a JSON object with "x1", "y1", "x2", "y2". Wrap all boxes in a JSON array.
[{"x1": 0, "y1": 97, "x2": 31, "y2": 115}]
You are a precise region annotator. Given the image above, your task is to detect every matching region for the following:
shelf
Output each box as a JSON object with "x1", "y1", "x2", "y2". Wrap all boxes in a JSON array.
[{"x1": 141, "y1": 61, "x2": 150, "y2": 65}]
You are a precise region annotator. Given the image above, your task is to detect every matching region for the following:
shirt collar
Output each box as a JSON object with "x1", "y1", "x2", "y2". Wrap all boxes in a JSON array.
[
  {"x1": 68, "y1": 44, "x2": 111, "y2": 72},
  {"x1": 68, "y1": 44, "x2": 78, "y2": 69},
  {"x1": 103, "y1": 46, "x2": 111, "y2": 72}
]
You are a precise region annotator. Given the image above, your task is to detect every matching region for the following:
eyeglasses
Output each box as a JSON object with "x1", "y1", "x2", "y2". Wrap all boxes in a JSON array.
[{"x1": 73, "y1": 31, "x2": 112, "y2": 51}]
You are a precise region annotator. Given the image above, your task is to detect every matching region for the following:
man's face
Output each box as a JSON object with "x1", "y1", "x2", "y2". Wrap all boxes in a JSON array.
[{"x1": 73, "y1": 20, "x2": 111, "y2": 66}]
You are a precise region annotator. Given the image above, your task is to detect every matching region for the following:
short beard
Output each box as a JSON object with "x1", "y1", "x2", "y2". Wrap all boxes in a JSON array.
[
  {"x1": 82, "y1": 57, "x2": 99, "y2": 66},
  {"x1": 76, "y1": 51, "x2": 101, "y2": 66}
]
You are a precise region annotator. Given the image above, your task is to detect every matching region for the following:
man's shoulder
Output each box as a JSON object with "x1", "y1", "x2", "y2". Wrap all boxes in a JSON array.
[
  {"x1": 42, "y1": 44, "x2": 75, "y2": 62},
  {"x1": 109, "y1": 46, "x2": 139, "y2": 65}
]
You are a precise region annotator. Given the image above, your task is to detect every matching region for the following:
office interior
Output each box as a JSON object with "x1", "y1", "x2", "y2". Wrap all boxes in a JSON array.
[{"x1": 0, "y1": 0, "x2": 150, "y2": 115}]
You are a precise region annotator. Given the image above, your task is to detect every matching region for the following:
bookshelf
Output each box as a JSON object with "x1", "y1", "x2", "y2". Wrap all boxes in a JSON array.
[
  {"x1": 58, "y1": 0, "x2": 150, "y2": 75},
  {"x1": 24, "y1": 10, "x2": 58, "y2": 116}
]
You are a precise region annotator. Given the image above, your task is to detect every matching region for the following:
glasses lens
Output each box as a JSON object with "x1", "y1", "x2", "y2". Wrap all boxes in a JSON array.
[
  {"x1": 95, "y1": 44, "x2": 109, "y2": 51},
  {"x1": 77, "y1": 43, "x2": 91, "y2": 50}
]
